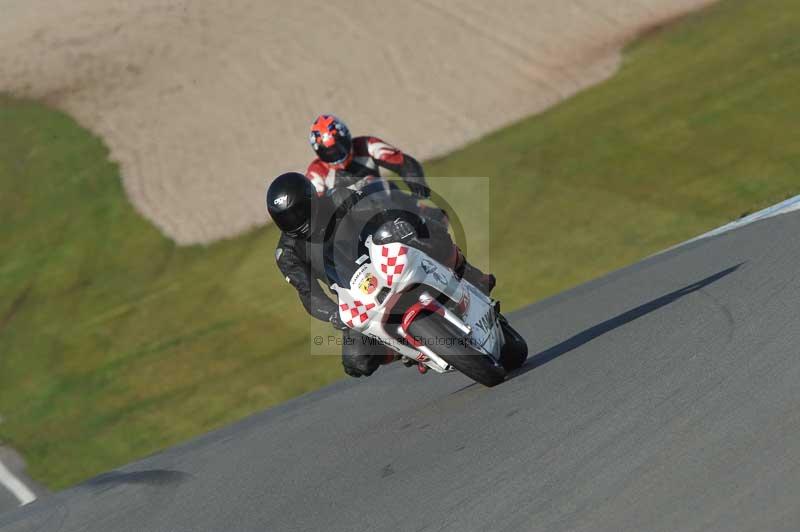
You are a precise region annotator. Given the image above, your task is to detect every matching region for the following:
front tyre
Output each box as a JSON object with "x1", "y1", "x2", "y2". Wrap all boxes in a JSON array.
[
  {"x1": 407, "y1": 313, "x2": 506, "y2": 387},
  {"x1": 499, "y1": 314, "x2": 528, "y2": 372}
]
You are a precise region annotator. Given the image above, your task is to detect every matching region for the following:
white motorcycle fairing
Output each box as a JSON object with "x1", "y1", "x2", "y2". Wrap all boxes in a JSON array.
[{"x1": 331, "y1": 236, "x2": 504, "y2": 374}]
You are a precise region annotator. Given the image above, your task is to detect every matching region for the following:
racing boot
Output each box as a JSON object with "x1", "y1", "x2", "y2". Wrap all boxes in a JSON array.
[
  {"x1": 460, "y1": 261, "x2": 496, "y2": 296},
  {"x1": 453, "y1": 249, "x2": 496, "y2": 295}
]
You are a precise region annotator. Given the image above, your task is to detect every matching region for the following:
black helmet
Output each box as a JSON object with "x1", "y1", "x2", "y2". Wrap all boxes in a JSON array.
[{"x1": 266, "y1": 172, "x2": 317, "y2": 239}]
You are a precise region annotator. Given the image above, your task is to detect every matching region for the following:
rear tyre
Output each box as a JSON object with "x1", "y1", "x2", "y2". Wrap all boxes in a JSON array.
[
  {"x1": 406, "y1": 313, "x2": 506, "y2": 387},
  {"x1": 499, "y1": 314, "x2": 528, "y2": 372}
]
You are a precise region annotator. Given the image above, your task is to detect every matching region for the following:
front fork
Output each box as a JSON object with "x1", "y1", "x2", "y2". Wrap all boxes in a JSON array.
[{"x1": 397, "y1": 291, "x2": 473, "y2": 372}]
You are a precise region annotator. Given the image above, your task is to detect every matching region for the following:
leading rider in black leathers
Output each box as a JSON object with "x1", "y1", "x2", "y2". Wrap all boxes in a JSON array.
[{"x1": 267, "y1": 172, "x2": 494, "y2": 378}]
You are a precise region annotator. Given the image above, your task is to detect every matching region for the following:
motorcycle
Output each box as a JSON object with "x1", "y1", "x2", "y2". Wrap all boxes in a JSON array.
[{"x1": 329, "y1": 227, "x2": 528, "y2": 387}]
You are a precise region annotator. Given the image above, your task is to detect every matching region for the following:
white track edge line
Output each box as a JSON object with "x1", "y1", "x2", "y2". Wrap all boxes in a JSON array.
[
  {"x1": 0, "y1": 459, "x2": 36, "y2": 506},
  {"x1": 657, "y1": 194, "x2": 800, "y2": 256}
]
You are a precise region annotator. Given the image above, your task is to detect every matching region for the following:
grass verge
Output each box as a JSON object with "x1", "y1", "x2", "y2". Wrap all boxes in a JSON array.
[{"x1": 1, "y1": 0, "x2": 799, "y2": 489}]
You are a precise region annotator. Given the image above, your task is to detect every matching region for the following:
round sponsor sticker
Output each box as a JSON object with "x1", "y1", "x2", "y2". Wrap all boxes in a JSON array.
[{"x1": 359, "y1": 273, "x2": 378, "y2": 295}]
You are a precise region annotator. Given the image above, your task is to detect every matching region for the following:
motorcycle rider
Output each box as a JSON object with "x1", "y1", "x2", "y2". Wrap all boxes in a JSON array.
[
  {"x1": 306, "y1": 114, "x2": 428, "y2": 197},
  {"x1": 267, "y1": 171, "x2": 495, "y2": 378}
]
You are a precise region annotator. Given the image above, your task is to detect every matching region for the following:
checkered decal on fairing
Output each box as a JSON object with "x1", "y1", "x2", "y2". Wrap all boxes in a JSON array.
[
  {"x1": 340, "y1": 300, "x2": 376, "y2": 328},
  {"x1": 377, "y1": 245, "x2": 408, "y2": 286}
]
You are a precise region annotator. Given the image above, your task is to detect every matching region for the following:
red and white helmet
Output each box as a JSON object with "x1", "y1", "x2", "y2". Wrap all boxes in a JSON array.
[{"x1": 309, "y1": 114, "x2": 353, "y2": 168}]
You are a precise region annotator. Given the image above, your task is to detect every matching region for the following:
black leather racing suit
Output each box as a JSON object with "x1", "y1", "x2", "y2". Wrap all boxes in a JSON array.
[{"x1": 275, "y1": 187, "x2": 457, "y2": 377}]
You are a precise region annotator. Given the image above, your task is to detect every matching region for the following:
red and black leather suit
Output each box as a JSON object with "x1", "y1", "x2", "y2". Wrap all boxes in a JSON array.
[{"x1": 305, "y1": 136, "x2": 428, "y2": 198}]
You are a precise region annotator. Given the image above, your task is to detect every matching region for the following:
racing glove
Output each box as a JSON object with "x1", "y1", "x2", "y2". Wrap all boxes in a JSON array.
[{"x1": 405, "y1": 178, "x2": 430, "y2": 199}]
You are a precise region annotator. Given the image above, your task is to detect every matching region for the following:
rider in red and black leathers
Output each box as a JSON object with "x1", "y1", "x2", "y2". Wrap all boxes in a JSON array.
[{"x1": 305, "y1": 114, "x2": 430, "y2": 199}]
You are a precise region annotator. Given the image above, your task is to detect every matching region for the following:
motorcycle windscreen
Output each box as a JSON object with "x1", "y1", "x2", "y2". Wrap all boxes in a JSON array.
[{"x1": 323, "y1": 186, "x2": 427, "y2": 288}]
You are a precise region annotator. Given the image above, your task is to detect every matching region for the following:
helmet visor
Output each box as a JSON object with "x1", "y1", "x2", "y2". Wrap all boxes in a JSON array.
[
  {"x1": 271, "y1": 197, "x2": 312, "y2": 238},
  {"x1": 315, "y1": 137, "x2": 352, "y2": 164}
]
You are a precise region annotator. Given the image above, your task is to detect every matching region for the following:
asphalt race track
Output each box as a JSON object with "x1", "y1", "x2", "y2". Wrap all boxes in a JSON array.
[
  {"x1": 0, "y1": 448, "x2": 42, "y2": 516},
  {"x1": 0, "y1": 489, "x2": 17, "y2": 517},
  {"x1": 2, "y1": 211, "x2": 800, "y2": 532}
]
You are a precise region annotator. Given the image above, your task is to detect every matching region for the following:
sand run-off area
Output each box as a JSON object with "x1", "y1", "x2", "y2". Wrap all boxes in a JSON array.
[{"x1": 0, "y1": 0, "x2": 717, "y2": 244}]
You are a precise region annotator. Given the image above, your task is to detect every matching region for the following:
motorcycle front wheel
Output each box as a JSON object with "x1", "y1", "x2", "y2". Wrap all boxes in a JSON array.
[
  {"x1": 499, "y1": 314, "x2": 528, "y2": 372},
  {"x1": 406, "y1": 313, "x2": 506, "y2": 387}
]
